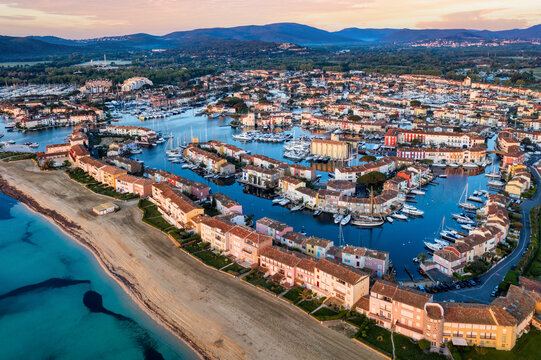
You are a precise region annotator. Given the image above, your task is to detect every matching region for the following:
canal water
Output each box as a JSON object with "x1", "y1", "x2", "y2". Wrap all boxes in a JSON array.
[
  {"x1": 1, "y1": 110, "x2": 500, "y2": 280},
  {"x1": 0, "y1": 193, "x2": 199, "y2": 359}
]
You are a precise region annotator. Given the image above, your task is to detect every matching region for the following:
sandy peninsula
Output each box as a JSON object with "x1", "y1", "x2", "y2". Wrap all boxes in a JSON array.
[{"x1": 0, "y1": 160, "x2": 385, "y2": 360}]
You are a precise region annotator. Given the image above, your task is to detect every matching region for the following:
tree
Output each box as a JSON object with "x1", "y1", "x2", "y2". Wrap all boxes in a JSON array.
[
  {"x1": 410, "y1": 138, "x2": 422, "y2": 147},
  {"x1": 417, "y1": 253, "x2": 427, "y2": 262},
  {"x1": 410, "y1": 100, "x2": 421, "y2": 107},
  {"x1": 347, "y1": 115, "x2": 361, "y2": 122},
  {"x1": 359, "y1": 155, "x2": 376, "y2": 163},
  {"x1": 418, "y1": 339, "x2": 431, "y2": 350},
  {"x1": 357, "y1": 171, "x2": 387, "y2": 186}
]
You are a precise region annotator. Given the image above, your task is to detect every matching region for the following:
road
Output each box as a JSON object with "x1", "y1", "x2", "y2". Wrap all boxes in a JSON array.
[{"x1": 435, "y1": 155, "x2": 540, "y2": 304}]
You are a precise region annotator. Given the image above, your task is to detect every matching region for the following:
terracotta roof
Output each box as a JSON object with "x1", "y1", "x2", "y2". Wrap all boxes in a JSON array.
[
  {"x1": 371, "y1": 280, "x2": 431, "y2": 309},
  {"x1": 260, "y1": 246, "x2": 302, "y2": 268},
  {"x1": 315, "y1": 259, "x2": 367, "y2": 285},
  {"x1": 440, "y1": 302, "x2": 517, "y2": 327}
]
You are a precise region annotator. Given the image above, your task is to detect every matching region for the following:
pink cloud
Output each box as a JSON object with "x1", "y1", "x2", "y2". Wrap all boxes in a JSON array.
[{"x1": 416, "y1": 9, "x2": 528, "y2": 30}]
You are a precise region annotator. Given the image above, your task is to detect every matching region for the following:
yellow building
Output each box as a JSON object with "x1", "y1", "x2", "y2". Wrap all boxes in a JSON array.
[
  {"x1": 99, "y1": 165, "x2": 127, "y2": 188},
  {"x1": 310, "y1": 138, "x2": 350, "y2": 160},
  {"x1": 440, "y1": 303, "x2": 517, "y2": 350}
]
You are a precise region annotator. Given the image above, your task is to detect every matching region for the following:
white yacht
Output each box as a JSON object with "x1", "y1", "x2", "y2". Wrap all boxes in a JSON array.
[{"x1": 340, "y1": 214, "x2": 351, "y2": 225}]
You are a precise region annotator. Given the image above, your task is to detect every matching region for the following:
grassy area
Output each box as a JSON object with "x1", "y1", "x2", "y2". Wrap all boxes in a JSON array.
[
  {"x1": 223, "y1": 262, "x2": 249, "y2": 276},
  {"x1": 138, "y1": 199, "x2": 179, "y2": 233},
  {"x1": 393, "y1": 333, "x2": 446, "y2": 360},
  {"x1": 192, "y1": 248, "x2": 232, "y2": 269},
  {"x1": 283, "y1": 286, "x2": 304, "y2": 303},
  {"x1": 183, "y1": 241, "x2": 208, "y2": 254},
  {"x1": 296, "y1": 299, "x2": 322, "y2": 313},
  {"x1": 524, "y1": 206, "x2": 541, "y2": 279},
  {"x1": 243, "y1": 270, "x2": 285, "y2": 295},
  {"x1": 66, "y1": 167, "x2": 97, "y2": 184},
  {"x1": 357, "y1": 323, "x2": 394, "y2": 357},
  {"x1": 67, "y1": 168, "x2": 137, "y2": 200},
  {"x1": 456, "y1": 328, "x2": 541, "y2": 360},
  {"x1": 312, "y1": 307, "x2": 348, "y2": 321},
  {"x1": 0, "y1": 152, "x2": 36, "y2": 162}
]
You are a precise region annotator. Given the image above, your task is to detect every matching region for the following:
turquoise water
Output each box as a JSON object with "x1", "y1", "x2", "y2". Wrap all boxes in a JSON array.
[{"x1": 0, "y1": 193, "x2": 198, "y2": 360}]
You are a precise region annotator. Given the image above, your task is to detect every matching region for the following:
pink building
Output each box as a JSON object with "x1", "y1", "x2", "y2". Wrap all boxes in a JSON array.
[
  {"x1": 259, "y1": 246, "x2": 301, "y2": 286},
  {"x1": 228, "y1": 226, "x2": 272, "y2": 266},
  {"x1": 255, "y1": 217, "x2": 293, "y2": 243}
]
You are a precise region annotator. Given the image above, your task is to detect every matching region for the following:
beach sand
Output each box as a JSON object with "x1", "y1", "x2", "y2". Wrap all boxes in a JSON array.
[{"x1": 0, "y1": 160, "x2": 385, "y2": 360}]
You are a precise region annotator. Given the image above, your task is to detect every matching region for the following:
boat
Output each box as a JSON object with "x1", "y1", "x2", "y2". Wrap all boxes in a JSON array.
[
  {"x1": 410, "y1": 189, "x2": 426, "y2": 196},
  {"x1": 155, "y1": 137, "x2": 166, "y2": 144},
  {"x1": 272, "y1": 197, "x2": 284, "y2": 204},
  {"x1": 386, "y1": 216, "x2": 394, "y2": 223},
  {"x1": 488, "y1": 180, "x2": 504, "y2": 187},
  {"x1": 313, "y1": 210, "x2": 322, "y2": 216},
  {"x1": 181, "y1": 164, "x2": 191, "y2": 169},
  {"x1": 424, "y1": 242, "x2": 442, "y2": 252},
  {"x1": 439, "y1": 174, "x2": 447, "y2": 178},
  {"x1": 341, "y1": 214, "x2": 351, "y2": 225},
  {"x1": 29, "y1": 143, "x2": 39, "y2": 148},
  {"x1": 291, "y1": 204, "x2": 304, "y2": 212},
  {"x1": 391, "y1": 212, "x2": 408, "y2": 220},
  {"x1": 334, "y1": 214, "x2": 344, "y2": 224},
  {"x1": 461, "y1": 224, "x2": 476, "y2": 231},
  {"x1": 435, "y1": 239, "x2": 450, "y2": 246},
  {"x1": 458, "y1": 184, "x2": 478, "y2": 210},
  {"x1": 352, "y1": 216, "x2": 385, "y2": 227},
  {"x1": 232, "y1": 133, "x2": 253, "y2": 142},
  {"x1": 432, "y1": 162, "x2": 446, "y2": 168},
  {"x1": 402, "y1": 204, "x2": 424, "y2": 216},
  {"x1": 279, "y1": 199, "x2": 290, "y2": 206},
  {"x1": 448, "y1": 163, "x2": 459, "y2": 168},
  {"x1": 463, "y1": 163, "x2": 478, "y2": 169},
  {"x1": 130, "y1": 148, "x2": 142, "y2": 154},
  {"x1": 468, "y1": 195, "x2": 484, "y2": 203}
]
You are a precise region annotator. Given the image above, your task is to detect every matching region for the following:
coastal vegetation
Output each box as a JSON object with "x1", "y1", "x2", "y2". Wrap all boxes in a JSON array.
[
  {"x1": 243, "y1": 270, "x2": 285, "y2": 295},
  {"x1": 0, "y1": 151, "x2": 36, "y2": 162},
  {"x1": 67, "y1": 168, "x2": 137, "y2": 200}
]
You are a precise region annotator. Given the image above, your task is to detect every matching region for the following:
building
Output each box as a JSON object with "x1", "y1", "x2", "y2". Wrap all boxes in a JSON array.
[
  {"x1": 150, "y1": 182, "x2": 204, "y2": 229},
  {"x1": 121, "y1": 77, "x2": 153, "y2": 92},
  {"x1": 310, "y1": 138, "x2": 351, "y2": 160},
  {"x1": 92, "y1": 202, "x2": 119, "y2": 216},
  {"x1": 195, "y1": 215, "x2": 234, "y2": 252},
  {"x1": 213, "y1": 193, "x2": 243, "y2": 215},
  {"x1": 256, "y1": 217, "x2": 293, "y2": 243},
  {"x1": 340, "y1": 246, "x2": 389, "y2": 276},
  {"x1": 227, "y1": 225, "x2": 272, "y2": 265},
  {"x1": 259, "y1": 246, "x2": 302, "y2": 287},
  {"x1": 240, "y1": 165, "x2": 280, "y2": 189},
  {"x1": 115, "y1": 174, "x2": 153, "y2": 197},
  {"x1": 313, "y1": 259, "x2": 370, "y2": 308}
]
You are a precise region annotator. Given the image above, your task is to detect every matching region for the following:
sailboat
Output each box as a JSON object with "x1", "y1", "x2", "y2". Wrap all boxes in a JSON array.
[
  {"x1": 458, "y1": 184, "x2": 478, "y2": 211},
  {"x1": 352, "y1": 188, "x2": 385, "y2": 227},
  {"x1": 485, "y1": 158, "x2": 500, "y2": 179}
]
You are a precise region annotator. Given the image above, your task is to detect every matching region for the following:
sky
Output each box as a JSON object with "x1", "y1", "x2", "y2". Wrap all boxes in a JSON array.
[{"x1": 0, "y1": 0, "x2": 539, "y2": 38}]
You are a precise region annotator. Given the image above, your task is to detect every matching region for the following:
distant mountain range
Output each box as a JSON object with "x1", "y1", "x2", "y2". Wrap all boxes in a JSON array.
[{"x1": 1, "y1": 22, "x2": 540, "y2": 60}]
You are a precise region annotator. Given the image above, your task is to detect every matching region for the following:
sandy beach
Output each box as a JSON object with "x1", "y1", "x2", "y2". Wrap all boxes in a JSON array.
[{"x1": 0, "y1": 160, "x2": 384, "y2": 360}]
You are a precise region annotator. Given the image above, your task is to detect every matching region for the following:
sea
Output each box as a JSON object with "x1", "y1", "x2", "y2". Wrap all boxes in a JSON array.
[{"x1": 0, "y1": 192, "x2": 199, "y2": 360}]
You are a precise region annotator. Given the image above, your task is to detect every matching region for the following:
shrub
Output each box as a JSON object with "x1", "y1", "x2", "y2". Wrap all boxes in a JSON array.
[{"x1": 418, "y1": 339, "x2": 431, "y2": 350}]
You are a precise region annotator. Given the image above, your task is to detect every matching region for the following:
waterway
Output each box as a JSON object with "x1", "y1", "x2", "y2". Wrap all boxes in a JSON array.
[
  {"x1": 1, "y1": 109, "x2": 501, "y2": 280},
  {"x1": 0, "y1": 192, "x2": 199, "y2": 359}
]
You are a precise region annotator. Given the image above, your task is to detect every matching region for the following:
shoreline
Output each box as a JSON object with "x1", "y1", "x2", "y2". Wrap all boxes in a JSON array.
[
  {"x1": 0, "y1": 175, "x2": 210, "y2": 360},
  {"x1": 0, "y1": 160, "x2": 384, "y2": 360}
]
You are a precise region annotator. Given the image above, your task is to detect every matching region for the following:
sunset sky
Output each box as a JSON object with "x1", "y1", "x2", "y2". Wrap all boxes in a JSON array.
[{"x1": 0, "y1": 0, "x2": 539, "y2": 38}]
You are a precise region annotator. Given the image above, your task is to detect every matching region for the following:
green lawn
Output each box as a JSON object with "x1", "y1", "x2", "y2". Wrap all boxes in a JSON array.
[
  {"x1": 283, "y1": 286, "x2": 304, "y2": 303},
  {"x1": 67, "y1": 168, "x2": 138, "y2": 200},
  {"x1": 223, "y1": 262, "x2": 249, "y2": 276},
  {"x1": 138, "y1": 199, "x2": 180, "y2": 233},
  {"x1": 192, "y1": 249, "x2": 232, "y2": 269},
  {"x1": 312, "y1": 307, "x2": 347, "y2": 321},
  {"x1": 243, "y1": 270, "x2": 285, "y2": 295},
  {"x1": 0, "y1": 152, "x2": 36, "y2": 162},
  {"x1": 456, "y1": 328, "x2": 541, "y2": 360},
  {"x1": 296, "y1": 299, "x2": 321, "y2": 313},
  {"x1": 393, "y1": 333, "x2": 446, "y2": 360},
  {"x1": 348, "y1": 313, "x2": 393, "y2": 357}
]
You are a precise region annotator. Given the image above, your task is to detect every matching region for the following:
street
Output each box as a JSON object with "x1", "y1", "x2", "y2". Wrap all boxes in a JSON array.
[{"x1": 434, "y1": 156, "x2": 540, "y2": 304}]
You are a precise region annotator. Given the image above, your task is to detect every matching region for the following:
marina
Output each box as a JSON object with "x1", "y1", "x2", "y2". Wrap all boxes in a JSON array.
[{"x1": 0, "y1": 110, "x2": 506, "y2": 280}]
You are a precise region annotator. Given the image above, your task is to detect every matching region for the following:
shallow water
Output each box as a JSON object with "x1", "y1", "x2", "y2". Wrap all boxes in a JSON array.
[{"x1": 0, "y1": 192, "x2": 198, "y2": 360}]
